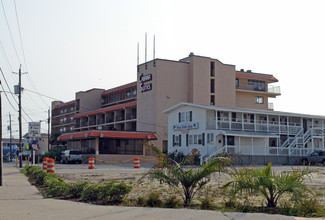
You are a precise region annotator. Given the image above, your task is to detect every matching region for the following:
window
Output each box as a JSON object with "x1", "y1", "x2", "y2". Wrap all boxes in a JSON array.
[
  {"x1": 194, "y1": 135, "x2": 198, "y2": 144},
  {"x1": 255, "y1": 96, "x2": 264, "y2": 104},
  {"x1": 207, "y1": 133, "x2": 214, "y2": 144},
  {"x1": 172, "y1": 135, "x2": 181, "y2": 146},
  {"x1": 210, "y1": 95, "x2": 215, "y2": 105},
  {"x1": 248, "y1": 80, "x2": 265, "y2": 91},
  {"x1": 179, "y1": 111, "x2": 192, "y2": 123},
  {"x1": 198, "y1": 134, "x2": 202, "y2": 145},
  {"x1": 227, "y1": 136, "x2": 235, "y2": 146},
  {"x1": 235, "y1": 79, "x2": 239, "y2": 87},
  {"x1": 210, "y1": 62, "x2": 215, "y2": 77},
  {"x1": 189, "y1": 135, "x2": 193, "y2": 145},
  {"x1": 210, "y1": 79, "x2": 215, "y2": 93}
]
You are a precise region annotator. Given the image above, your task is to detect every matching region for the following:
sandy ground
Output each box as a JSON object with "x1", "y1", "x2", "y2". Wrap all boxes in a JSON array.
[{"x1": 53, "y1": 163, "x2": 325, "y2": 206}]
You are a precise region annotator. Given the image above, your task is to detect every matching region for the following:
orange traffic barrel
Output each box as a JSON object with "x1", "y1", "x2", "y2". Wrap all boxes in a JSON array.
[
  {"x1": 42, "y1": 157, "x2": 48, "y2": 170},
  {"x1": 88, "y1": 157, "x2": 95, "y2": 169},
  {"x1": 158, "y1": 157, "x2": 164, "y2": 169},
  {"x1": 134, "y1": 157, "x2": 140, "y2": 168},
  {"x1": 47, "y1": 158, "x2": 55, "y2": 173}
]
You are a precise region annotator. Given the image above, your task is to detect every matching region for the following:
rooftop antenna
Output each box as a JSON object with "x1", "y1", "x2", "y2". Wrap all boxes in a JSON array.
[
  {"x1": 145, "y1": 32, "x2": 147, "y2": 63},
  {"x1": 137, "y1": 42, "x2": 139, "y2": 65},
  {"x1": 153, "y1": 34, "x2": 155, "y2": 60}
]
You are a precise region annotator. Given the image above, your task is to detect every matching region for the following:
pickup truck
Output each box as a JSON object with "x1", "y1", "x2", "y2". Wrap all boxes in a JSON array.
[
  {"x1": 61, "y1": 149, "x2": 83, "y2": 164},
  {"x1": 302, "y1": 150, "x2": 325, "y2": 165}
]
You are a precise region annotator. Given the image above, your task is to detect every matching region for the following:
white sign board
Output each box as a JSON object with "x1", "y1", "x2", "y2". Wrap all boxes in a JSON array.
[{"x1": 28, "y1": 122, "x2": 41, "y2": 138}]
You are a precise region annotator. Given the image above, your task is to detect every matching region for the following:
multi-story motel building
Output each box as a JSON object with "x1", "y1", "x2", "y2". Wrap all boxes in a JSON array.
[
  {"x1": 163, "y1": 103, "x2": 325, "y2": 165},
  {"x1": 51, "y1": 52, "x2": 314, "y2": 164}
]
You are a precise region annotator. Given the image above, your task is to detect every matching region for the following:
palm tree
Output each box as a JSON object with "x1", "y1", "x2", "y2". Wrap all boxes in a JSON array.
[
  {"x1": 223, "y1": 162, "x2": 312, "y2": 208},
  {"x1": 141, "y1": 145, "x2": 229, "y2": 206}
]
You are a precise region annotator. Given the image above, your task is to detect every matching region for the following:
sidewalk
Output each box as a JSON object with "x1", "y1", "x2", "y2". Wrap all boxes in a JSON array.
[{"x1": 0, "y1": 163, "x2": 316, "y2": 220}]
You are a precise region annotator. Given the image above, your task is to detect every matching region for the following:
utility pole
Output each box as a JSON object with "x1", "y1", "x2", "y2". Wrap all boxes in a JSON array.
[
  {"x1": 1, "y1": 81, "x2": 3, "y2": 186},
  {"x1": 9, "y1": 113, "x2": 12, "y2": 161},
  {"x1": 48, "y1": 108, "x2": 50, "y2": 151},
  {"x1": 13, "y1": 65, "x2": 27, "y2": 168}
]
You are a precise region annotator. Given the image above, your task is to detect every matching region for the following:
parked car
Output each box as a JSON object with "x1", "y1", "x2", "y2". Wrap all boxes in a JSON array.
[
  {"x1": 302, "y1": 150, "x2": 325, "y2": 165},
  {"x1": 60, "y1": 150, "x2": 82, "y2": 164}
]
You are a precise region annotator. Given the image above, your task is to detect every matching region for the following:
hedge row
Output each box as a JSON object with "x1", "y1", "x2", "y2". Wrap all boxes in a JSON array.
[{"x1": 22, "y1": 165, "x2": 131, "y2": 204}]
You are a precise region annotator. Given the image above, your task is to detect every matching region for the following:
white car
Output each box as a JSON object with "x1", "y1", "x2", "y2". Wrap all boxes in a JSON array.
[{"x1": 61, "y1": 149, "x2": 82, "y2": 164}]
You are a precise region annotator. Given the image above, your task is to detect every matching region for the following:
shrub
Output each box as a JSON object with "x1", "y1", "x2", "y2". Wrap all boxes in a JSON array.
[
  {"x1": 98, "y1": 182, "x2": 132, "y2": 204},
  {"x1": 200, "y1": 196, "x2": 215, "y2": 210},
  {"x1": 164, "y1": 195, "x2": 181, "y2": 208},
  {"x1": 35, "y1": 170, "x2": 47, "y2": 185},
  {"x1": 294, "y1": 198, "x2": 325, "y2": 217},
  {"x1": 136, "y1": 196, "x2": 146, "y2": 207},
  {"x1": 142, "y1": 145, "x2": 229, "y2": 206},
  {"x1": 64, "y1": 181, "x2": 89, "y2": 198},
  {"x1": 81, "y1": 184, "x2": 100, "y2": 201},
  {"x1": 146, "y1": 191, "x2": 163, "y2": 207},
  {"x1": 223, "y1": 163, "x2": 312, "y2": 208},
  {"x1": 44, "y1": 174, "x2": 66, "y2": 197}
]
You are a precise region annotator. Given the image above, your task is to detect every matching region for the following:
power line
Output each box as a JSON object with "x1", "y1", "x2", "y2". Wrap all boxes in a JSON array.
[
  {"x1": 0, "y1": 67, "x2": 18, "y2": 105},
  {"x1": 0, "y1": 0, "x2": 21, "y2": 64},
  {"x1": 0, "y1": 40, "x2": 13, "y2": 72},
  {"x1": 24, "y1": 88, "x2": 59, "y2": 101},
  {"x1": 0, "y1": 80, "x2": 17, "y2": 112},
  {"x1": 13, "y1": 0, "x2": 28, "y2": 71}
]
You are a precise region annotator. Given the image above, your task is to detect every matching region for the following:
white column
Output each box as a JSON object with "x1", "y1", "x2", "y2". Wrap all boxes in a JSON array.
[
  {"x1": 254, "y1": 114, "x2": 257, "y2": 132},
  {"x1": 225, "y1": 135, "x2": 228, "y2": 153},
  {"x1": 267, "y1": 115, "x2": 269, "y2": 132},
  {"x1": 242, "y1": 113, "x2": 244, "y2": 131},
  {"x1": 251, "y1": 137, "x2": 254, "y2": 156},
  {"x1": 215, "y1": 111, "x2": 218, "y2": 130}
]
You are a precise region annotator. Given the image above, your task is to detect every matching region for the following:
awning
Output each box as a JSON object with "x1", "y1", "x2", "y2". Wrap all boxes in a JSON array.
[{"x1": 58, "y1": 130, "x2": 157, "y2": 141}]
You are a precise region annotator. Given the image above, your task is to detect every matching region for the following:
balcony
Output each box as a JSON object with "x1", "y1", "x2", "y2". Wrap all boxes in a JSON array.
[
  {"x1": 116, "y1": 116, "x2": 125, "y2": 122},
  {"x1": 236, "y1": 84, "x2": 281, "y2": 96},
  {"x1": 126, "y1": 113, "x2": 136, "y2": 120},
  {"x1": 106, "y1": 118, "x2": 114, "y2": 123}
]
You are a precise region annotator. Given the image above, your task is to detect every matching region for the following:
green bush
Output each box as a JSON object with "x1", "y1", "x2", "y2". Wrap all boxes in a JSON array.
[
  {"x1": 44, "y1": 174, "x2": 66, "y2": 197},
  {"x1": 64, "y1": 181, "x2": 89, "y2": 198},
  {"x1": 81, "y1": 184, "x2": 99, "y2": 201},
  {"x1": 294, "y1": 198, "x2": 325, "y2": 217},
  {"x1": 200, "y1": 196, "x2": 215, "y2": 210},
  {"x1": 146, "y1": 191, "x2": 163, "y2": 207},
  {"x1": 98, "y1": 182, "x2": 132, "y2": 204},
  {"x1": 164, "y1": 195, "x2": 181, "y2": 208},
  {"x1": 136, "y1": 196, "x2": 146, "y2": 207}
]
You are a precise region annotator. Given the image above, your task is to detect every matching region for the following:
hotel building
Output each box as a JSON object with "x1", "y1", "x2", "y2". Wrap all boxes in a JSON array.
[{"x1": 51, "y1": 52, "x2": 320, "y2": 164}]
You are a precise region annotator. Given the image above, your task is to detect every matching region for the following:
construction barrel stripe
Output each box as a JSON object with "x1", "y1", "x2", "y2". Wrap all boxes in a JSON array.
[
  {"x1": 47, "y1": 158, "x2": 55, "y2": 173},
  {"x1": 134, "y1": 157, "x2": 140, "y2": 168},
  {"x1": 43, "y1": 157, "x2": 48, "y2": 170},
  {"x1": 88, "y1": 157, "x2": 95, "y2": 169}
]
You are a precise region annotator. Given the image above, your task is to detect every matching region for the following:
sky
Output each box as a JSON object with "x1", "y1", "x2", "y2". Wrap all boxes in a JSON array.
[{"x1": 1, "y1": 0, "x2": 325, "y2": 139}]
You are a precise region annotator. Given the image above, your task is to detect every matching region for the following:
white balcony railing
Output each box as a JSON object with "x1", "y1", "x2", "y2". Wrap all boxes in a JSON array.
[{"x1": 268, "y1": 85, "x2": 281, "y2": 94}]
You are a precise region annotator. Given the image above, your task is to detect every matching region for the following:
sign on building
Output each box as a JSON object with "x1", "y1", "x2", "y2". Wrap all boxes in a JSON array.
[{"x1": 28, "y1": 122, "x2": 41, "y2": 138}]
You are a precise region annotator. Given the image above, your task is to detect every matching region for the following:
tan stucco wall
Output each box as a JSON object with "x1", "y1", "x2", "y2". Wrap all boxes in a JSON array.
[
  {"x1": 137, "y1": 59, "x2": 190, "y2": 150},
  {"x1": 236, "y1": 92, "x2": 268, "y2": 110},
  {"x1": 76, "y1": 89, "x2": 105, "y2": 113}
]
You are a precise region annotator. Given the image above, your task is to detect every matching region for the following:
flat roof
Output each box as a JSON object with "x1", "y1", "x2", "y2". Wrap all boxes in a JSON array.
[
  {"x1": 236, "y1": 71, "x2": 278, "y2": 82},
  {"x1": 163, "y1": 102, "x2": 325, "y2": 120},
  {"x1": 53, "y1": 100, "x2": 75, "y2": 109},
  {"x1": 102, "y1": 82, "x2": 137, "y2": 96}
]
